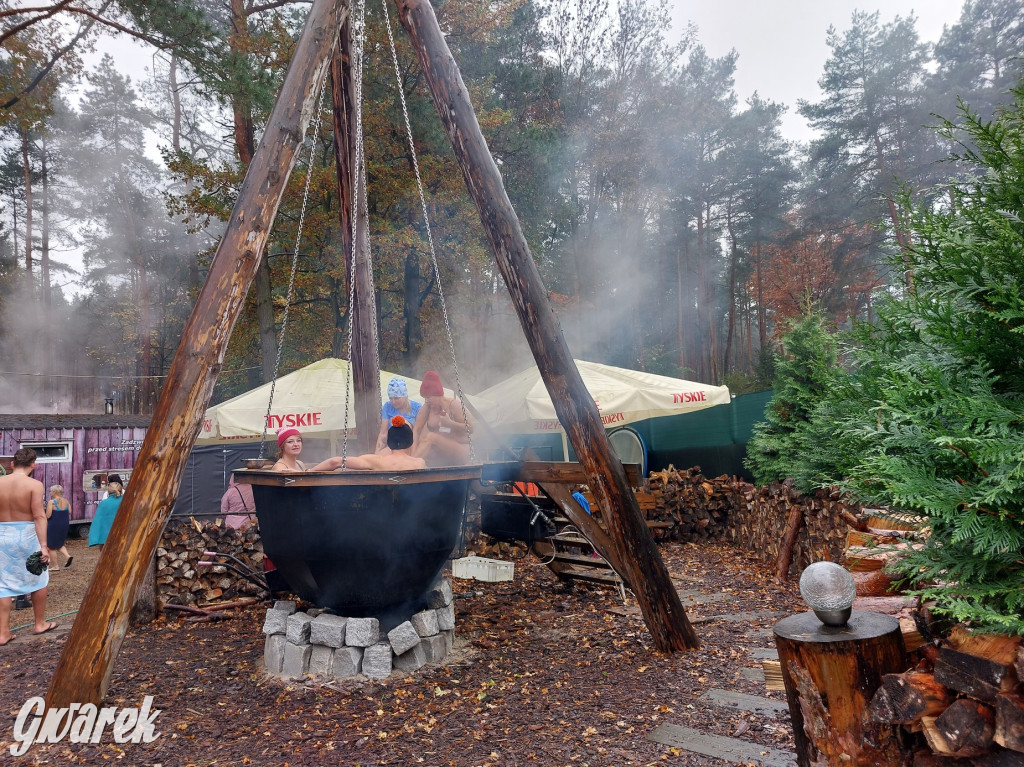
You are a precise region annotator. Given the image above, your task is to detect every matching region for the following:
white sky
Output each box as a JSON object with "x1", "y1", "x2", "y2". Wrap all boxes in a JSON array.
[
  {"x1": 669, "y1": 0, "x2": 967, "y2": 143},
  {"x1": 60, "y1": 1, "x2": 969, "y2": 294}
]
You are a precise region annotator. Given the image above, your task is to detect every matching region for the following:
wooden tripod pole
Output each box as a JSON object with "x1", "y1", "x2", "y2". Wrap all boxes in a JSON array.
[
  {"x1": 46, "y1": 0, "x2": 349, "y2": 708},
  {"x1": 395, "y1": 0, "x2": 698, "y2": 651}
]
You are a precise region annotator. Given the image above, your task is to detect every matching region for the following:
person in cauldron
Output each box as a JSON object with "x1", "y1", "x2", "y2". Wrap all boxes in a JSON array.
[
  {"x1": 412, "y1": 370, "x2": 473, "y2": 466},
  {"x1": 313, "y1": 415, "x2": 426, "y2": 472},
  {"x1": 271, "y1": 427, "x2": 308, "y2": 472},
  {"x1": 375, "y1": 377, "x2": 422, "y2": 454}
]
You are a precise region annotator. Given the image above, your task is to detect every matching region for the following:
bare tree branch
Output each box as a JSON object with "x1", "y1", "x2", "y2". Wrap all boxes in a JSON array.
[
  {"x1": 0, "y1": 1, "x2": 75, "y2": 21},
  {"x1": 2, "y1": 2, "x2": 110, "y2": 111},
  {"x1": 0, "y1": 1, "x2": 76, "y2": 47},
  {"x1": 246, "y1": 0, "x2": 312, "y2": 14}
]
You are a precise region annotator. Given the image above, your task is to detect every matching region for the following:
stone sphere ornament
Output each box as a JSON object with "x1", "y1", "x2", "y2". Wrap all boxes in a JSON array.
[{"x1": 798, "y1": 561, "x2": 857, "y2": 626}]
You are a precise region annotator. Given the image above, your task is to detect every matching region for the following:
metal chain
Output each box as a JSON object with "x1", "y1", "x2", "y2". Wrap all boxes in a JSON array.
[
  {"x1": 381, "y1": 0, "x2": 474, "y2": 461},
  {"x1": 258, "y1": 70, "x2": 331, "y2": 459},
  {"x1": 341, "y1": 0, "x2": 369, "y2": 467}
]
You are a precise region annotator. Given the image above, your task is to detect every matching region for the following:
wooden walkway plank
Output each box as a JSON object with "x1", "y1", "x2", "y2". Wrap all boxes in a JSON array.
[{"x1": 648, "y1": 724, "x2": 797, "y2": 767}]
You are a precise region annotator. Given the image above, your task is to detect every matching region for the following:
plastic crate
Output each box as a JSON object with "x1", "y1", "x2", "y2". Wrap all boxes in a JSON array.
[{"x1": 451, "y1": 556, "x2": 514, "y2": 583}]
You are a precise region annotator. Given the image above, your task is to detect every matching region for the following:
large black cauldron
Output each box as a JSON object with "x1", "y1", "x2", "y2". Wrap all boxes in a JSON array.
[{"x1": 235, "y1": 466, "x2": 479, "y2": 621}]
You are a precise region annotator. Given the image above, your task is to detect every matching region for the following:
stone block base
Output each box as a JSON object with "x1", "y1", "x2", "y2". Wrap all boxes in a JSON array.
[{"x1": 263, "y1": 578, "x2": 456, "y2": 682}]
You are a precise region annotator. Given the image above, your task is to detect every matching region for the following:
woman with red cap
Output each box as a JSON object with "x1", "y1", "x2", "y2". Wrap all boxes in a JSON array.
[
  {"x1": 412, "y1": 370, "x2": 473, "y2": 466},
  {"x1": 271, "y1": 427, "x2": 307, "y2": 472}
]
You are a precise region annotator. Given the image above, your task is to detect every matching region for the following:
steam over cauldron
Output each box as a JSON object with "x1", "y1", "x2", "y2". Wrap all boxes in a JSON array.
[{"x1": 236, "y1": 467, "x2": 478, "y2": 624}]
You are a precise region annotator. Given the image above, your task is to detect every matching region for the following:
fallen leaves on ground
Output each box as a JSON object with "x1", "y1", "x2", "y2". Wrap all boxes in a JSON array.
[{"x1": 0, "y1": 542, "x2": 804, "y2": 766}]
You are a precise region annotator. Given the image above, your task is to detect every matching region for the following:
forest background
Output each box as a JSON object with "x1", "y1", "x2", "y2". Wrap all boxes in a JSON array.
[{"x1": 1, "y1": 0, "x2": 1022, "y2": 415}]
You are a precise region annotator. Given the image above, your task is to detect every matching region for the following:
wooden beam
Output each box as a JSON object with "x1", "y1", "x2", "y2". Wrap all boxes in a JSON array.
[
  {"x1": 330, "y1": 22, "x2": 379, "y2": 454},
  {"x1": 45, "y1": 0, "x2": 349, "y2": 709},
  {"x1": 396, "y1": 0, "x2": 697, "y2": 651},
  {"x1": 481, "y1": 460, "x2": 642, "y2": 487}
]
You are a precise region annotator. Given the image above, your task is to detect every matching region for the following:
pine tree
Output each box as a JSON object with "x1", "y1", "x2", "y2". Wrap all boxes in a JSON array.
[
  {"x1": 829, "y1": 87, "x2": 1024, "y2": 634},
  {"x1": 744, "y1": 306, "x2": 843, "y2": 492}
]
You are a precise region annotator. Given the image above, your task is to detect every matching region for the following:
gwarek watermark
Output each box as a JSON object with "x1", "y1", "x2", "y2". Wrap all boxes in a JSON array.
[{"x1": 9, "y1": 696, "x2": 161, "y2": 756}]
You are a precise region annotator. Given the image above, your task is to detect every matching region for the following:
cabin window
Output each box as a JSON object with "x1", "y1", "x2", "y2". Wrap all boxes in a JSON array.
[{"x1": 19, "y1": 441, "x2": 72, "y2": 463}]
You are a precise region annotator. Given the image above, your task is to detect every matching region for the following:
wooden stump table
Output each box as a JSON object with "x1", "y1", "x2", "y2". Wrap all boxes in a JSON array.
[{"x1": 774, "y1": 610, "x2": 908, "y2": 766}]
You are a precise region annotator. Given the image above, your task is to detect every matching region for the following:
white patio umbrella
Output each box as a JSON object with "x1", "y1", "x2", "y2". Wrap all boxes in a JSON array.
[
  {"x1": 197, "y1": 358, "x2": 497, "y2": 445},
  {"x1": 475, "y1": 359, "x2": 731, "y2": 459}
]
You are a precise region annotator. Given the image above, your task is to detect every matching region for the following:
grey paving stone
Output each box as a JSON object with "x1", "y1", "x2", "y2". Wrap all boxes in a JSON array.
[
  {"x1": 282, "y1": 642, "x2": 312, "y2": 678},
  {"x1": 411, "y1": 609, "x2": 440, "y2": 637},
  {"x1": 264, "y1": 634, "x2": 287, "y2": 674},
  {"x1": 363, "y1": 642, "x2": 393, "y2": 679},
  {"x1": 436, "y1": 603, "x2": 456, "y2": 631},
  {"x1": 699, "y1": 689, "x2": 789, "y2": 716},
  {"x1": 309, "y1": 645, "x2": 334, "y2": 676},
  {"x1": 286, "y1": 612, "x2": 314, "y2": 644},
  {"x1": 749, "y1": 647, "x2": 779, "y2": 660},
  {"x1": 273, "y1": 600, "x2": 298, "y2": 615},
  {"x1": 421, "y1": 633, "x2": 447, "y2": 663},
  {"x1": 442, "y1": 629, "x2": 455, "y2": 654},
  {"x1": 695, "y1": 610, "x2": 786, "y2": 625},
  {"x1": 426, "y1": 579, "x2": 453, "y2": 609},
  {"x1": 739, "y1": 667, "x2": 765, "y2": 683},
  {"x1": 387, "y1": 621, "x2": 421, "y2": 656},
  {"x1": 310, "y1": 614, "x2": 348, "y2": 648},
  {"x1": 393, "y1": 642, "x2": 428, "y2": 673},
  {"x1": 332, "y1": 646, "x2": 363, "y2": 678},
  {"x1": 346, "y1": 617, "x2": 380, "y2": 647},
  {"x1": 262, "y1": 608, "x2": 289, "y2": 636},
  {"x1": 676, "y1": 590, "x2": 733, "y2": 605},
  {"x1": 648, "y1": 723, "x2": 797, "y2": 767}
]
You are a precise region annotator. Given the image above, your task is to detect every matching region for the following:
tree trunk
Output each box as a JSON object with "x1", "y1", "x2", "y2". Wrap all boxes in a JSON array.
[
  {"x1": 20, "y1": 126, "x2": 33, "y2": 283},
  {"x1": 396, "y1": 0, "x2": 698, "y2": 652},
  {"x1": 40, "y1": 136, "x2": 53, "y2": 405},
  {"x1": 254, "y1": 258, "x2": 276, "y2": 385},
  {"x1": 775, "y1": 610, "x2": 908, "y2": 766},
  {"x1": 230, "y1": 0, "x2": 276, "y2": 386},
  {"x1": 403, "y1": 247, "x2": 424, "y2": 367},
  {"x1": 724, "y1": 208, "x2": 738, "y2": 374},
  {"x1": 331, "y1": 22, "x2": 379, "y2": 454},
  {"x1": 46, "y1": 0, "x2": 348, "y2": 709}
]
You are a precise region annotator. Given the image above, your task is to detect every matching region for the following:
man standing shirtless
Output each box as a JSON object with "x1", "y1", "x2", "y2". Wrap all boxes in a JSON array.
[{"x1": 0, "y1": 447, "x2": 56, "y2": 645}]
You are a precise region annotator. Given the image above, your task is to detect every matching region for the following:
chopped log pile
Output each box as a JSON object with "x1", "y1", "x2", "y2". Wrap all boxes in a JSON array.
[
  {"x1": 867, "y1": 626, "x2": 1024, "y2": 764},
  {"x1": 157, "y1": 518, "x2": 265, "y2": 607},
  {"x1": 644, "y1": 467, "x2": 860, "y2": 578}
]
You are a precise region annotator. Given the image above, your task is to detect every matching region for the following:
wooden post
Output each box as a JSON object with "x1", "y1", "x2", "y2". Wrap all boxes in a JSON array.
[
  {"x1": 396, "y1": 0, "x2": 697, "y2": 651},
  {"x1": 774, "y1": 610, "x2": 909, "y2": 766},
  {"x1": 330, "y1": 22, "x2": 379, "y2": 454},
  {"x1": 46, "y1": 0, "x2": 349, "y2": 708}
]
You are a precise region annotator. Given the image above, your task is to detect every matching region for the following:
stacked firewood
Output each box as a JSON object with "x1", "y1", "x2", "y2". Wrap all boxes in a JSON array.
[
  {"x1": 156, "y1": 518, "x2": 265, "y2": 606},
  {"x1": 646, "y1": 468, "x2": 860, "y2": 575},
  {"x1": 646, "y1": 467, "x2": 742, "y2": 541},
  {"x1": 472, "y1": 537, "x2": 528, "y2": 560},
  {"x1": 867, "y1": 626, "x2": 1024, "y2": 765}
]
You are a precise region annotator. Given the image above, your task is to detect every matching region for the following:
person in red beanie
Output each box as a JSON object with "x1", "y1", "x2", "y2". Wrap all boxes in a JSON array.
[
  {"x1": 412, "y1": 370, "x2": 473, "y2": 466},
  {"x1": 271, "y1": 427, "x2": 307, "y2": 472}
]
